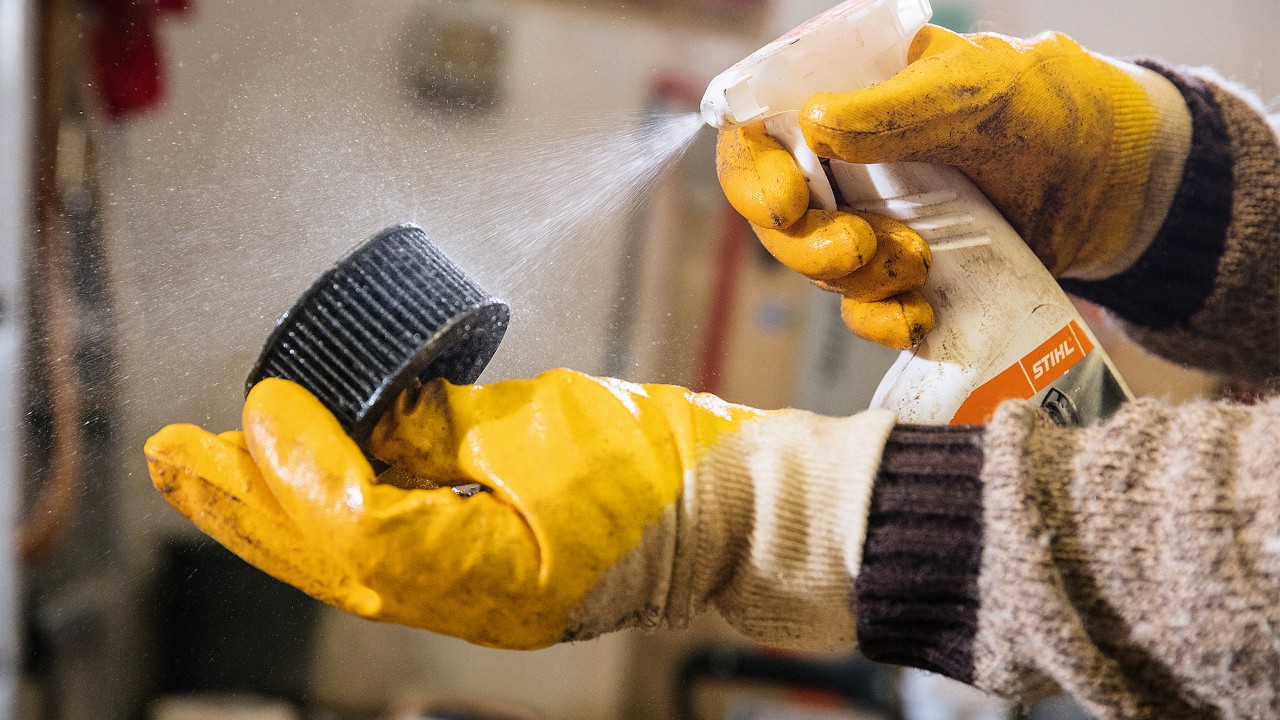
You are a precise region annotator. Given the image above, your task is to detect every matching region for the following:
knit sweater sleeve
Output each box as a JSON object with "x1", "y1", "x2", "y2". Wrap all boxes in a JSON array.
[
  {"x1": 1060, "y1": 64, "x2": 1280, "y2": 384},
  {"x1": 856, "y1": 397, "x2": 1280, "y2": 719},
  {"x1": 850, "y1": 59, "x2": 1279, "y2": 719}
]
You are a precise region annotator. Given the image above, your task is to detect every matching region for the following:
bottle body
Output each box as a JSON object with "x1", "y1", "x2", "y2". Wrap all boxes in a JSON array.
[{"x1": 835, "y1": 161, "x2": 1130, "y2": 424}]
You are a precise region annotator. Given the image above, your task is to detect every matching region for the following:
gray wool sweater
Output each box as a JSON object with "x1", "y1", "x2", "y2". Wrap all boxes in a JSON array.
[{"x1": 856, "y1": 64, "x2": 1280, "y2": 719}]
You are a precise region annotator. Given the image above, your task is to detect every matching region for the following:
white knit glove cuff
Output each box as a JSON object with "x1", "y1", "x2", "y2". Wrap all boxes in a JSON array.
[
  {"x1": 671, "y1": 408, "x2": 897, "y2": 650},
  {"x1": 1064, "y1": 60, "x2": 1193, "y2": 281}
]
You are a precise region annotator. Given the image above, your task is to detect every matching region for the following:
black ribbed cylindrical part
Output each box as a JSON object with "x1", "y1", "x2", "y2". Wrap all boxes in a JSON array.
[{"x1": 246, "y1": 223, "x2": 508, "y2": 444}]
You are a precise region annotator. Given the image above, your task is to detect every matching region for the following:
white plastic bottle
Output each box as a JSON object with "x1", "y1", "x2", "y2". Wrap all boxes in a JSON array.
[{"x1": 701, "y1": 0, "x2": 1130, "y2": 426}]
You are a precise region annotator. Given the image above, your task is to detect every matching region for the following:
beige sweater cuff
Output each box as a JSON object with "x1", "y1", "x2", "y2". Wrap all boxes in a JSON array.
[{"x1": 675, "y1": 408, "x2": 897, "y2": 650}]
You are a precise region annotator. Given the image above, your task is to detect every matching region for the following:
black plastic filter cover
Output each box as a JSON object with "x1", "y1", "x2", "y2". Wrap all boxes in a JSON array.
[{"x1": 246, "y1": 223, "x2": 508, "y2": 444}]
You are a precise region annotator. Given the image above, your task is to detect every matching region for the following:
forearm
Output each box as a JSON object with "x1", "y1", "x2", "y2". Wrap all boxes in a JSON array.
[
  {"x1": 1061, "y1": 64, "x2": 1280, "y2": 383},
  {"x1": 856, "y1": 398, "x2": 1280, "y2": 719}
]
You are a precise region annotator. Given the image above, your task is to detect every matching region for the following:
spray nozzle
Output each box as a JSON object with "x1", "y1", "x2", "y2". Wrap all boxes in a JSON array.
[{"x1": 700, "y1": 75, "x2": 766, "y2": 130}]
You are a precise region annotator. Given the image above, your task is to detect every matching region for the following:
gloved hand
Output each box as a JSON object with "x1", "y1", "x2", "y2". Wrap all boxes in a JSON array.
[
  {"x1": 717, "y1": 25, "x2": 1189, "y2": 347},
  {"x1": 145, "y1": 370, "x2": 895, "y2": 650}
]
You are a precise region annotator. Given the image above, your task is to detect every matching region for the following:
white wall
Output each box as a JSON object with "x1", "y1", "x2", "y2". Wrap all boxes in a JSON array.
[
  {"x1": 771, "y1": 0, "x2": 1279, "y2": 99},
  {"x1": 969, "y1": 0, "x2": 1279, "y2": 100}
]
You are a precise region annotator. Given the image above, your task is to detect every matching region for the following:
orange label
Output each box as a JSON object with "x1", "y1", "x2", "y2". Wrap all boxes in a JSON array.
[
  {"x1": 1020, "y1": 323, "x2": 1093, "y2": 393},
  {"x1": 949, "y1": 321, "x2": 1094, "y2": 425}
]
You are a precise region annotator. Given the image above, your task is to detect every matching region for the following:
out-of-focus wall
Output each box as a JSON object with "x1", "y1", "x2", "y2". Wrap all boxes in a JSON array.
[
  {"x1": 974, "y1": 0, "x2": 1279, "y2": 101},
  {"x1": 765, "y1": 0, "x2": 1280, "y2": 98},
  {"x1": 0, "y1": 0, "x2": 35, "y2": 714},
  {"x1": 109, "y1": 0, "x2": 758, "y2": 549}
]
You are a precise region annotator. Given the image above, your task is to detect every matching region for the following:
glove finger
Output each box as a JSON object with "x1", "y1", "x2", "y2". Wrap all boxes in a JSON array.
[
  {"x1": 144, "y1": 424, "x2": 382, "y2": 617},
  {"x1": 243, "y1": 378, "x2": 550, "y2": 648},
  {"x1": 800, "y1": 25, "x2": 1009, "y2": 166},
  {"x1": 840, "y1": 290, "x2": 935, "y2": 350},
  {"x1": 752, "y1": 209, "x2": 878, "y2": 281},
  {"x1": 716, "y1": 124, "x2": 810, "y2": 230},
  {"x1": 814, "y1": 212, "x2": 931, "y2": 301}
]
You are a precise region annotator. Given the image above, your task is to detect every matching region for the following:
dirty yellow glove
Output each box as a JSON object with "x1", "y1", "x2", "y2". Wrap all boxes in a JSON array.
[
  {"x1": 145, "y1": 370, "x2": 896, "y2": 650},
  {"x1": 801, "y1": 25, "x2": 1189, "y2": 278},
  {"x1": 718, "y1": 25, "x2": 1190, "y2": 346}
]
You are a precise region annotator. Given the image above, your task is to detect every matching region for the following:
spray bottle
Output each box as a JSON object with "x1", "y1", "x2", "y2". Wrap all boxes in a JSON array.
[{"x1": 701, "y1": 0, "x2": 1130, "y2": 426}]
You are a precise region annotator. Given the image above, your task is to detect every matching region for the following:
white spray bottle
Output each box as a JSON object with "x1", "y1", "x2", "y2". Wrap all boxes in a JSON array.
[{"x1": 701, "y1": 0, "x2": 1131, "y2": 426}]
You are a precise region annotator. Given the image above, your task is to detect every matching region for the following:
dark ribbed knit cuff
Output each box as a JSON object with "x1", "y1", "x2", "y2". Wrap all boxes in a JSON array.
[
  {"x1": 1061, "y1": 59, "x2": 1234, "y2": 330},
  {"x1": 854, "y1": 425, "x2": 984, "y2": 683}
]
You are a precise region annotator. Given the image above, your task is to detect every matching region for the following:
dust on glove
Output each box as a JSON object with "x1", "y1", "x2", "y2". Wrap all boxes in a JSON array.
[{"x1": 145, "y1": 371, "x2": 896, "y2": 650}]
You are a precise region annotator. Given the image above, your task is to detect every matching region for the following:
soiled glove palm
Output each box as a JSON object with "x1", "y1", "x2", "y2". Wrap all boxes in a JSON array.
[
  {"x1": 718, "y1": 25, "x2": 1190, "y2": 347},
  {"x1": 145, "y1": 370, "x2": 895, "y2": 650}
]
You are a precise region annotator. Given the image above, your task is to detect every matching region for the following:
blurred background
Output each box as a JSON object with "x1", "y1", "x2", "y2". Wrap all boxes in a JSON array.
[{"x1": 0, "y1": 0, "x2": 1276, "y2": 718}]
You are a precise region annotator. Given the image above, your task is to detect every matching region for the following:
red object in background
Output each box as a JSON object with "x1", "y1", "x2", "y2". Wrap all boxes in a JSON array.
[
  {"x1": 695, "y1": 205, "x2": 750, "y2": 395},
  {"x1": 87, "y1": 0, "x2": 192, "y2": 119}
]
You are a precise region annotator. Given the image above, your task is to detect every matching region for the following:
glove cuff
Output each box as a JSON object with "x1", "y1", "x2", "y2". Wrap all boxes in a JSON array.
[
  {"x1": 1064, "y1": 58, "x2": 1193, "y2": 281},
  {"x1": 674, "y1": 408, "x2": 897, "y2": 650}
]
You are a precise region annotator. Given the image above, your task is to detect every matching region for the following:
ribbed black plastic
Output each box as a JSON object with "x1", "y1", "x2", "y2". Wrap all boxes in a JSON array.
[{"x1": 246, "y1": 223, "x2": 508, "y2": 443}]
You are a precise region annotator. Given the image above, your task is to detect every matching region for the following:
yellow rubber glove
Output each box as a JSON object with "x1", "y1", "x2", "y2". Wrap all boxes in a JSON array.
[
  {"x1": 146, "y1": 371, "x2": 896, "y2": 650},
  {"x1": 718, "y1": 25, "x2": 1190, "y2": 347}
]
